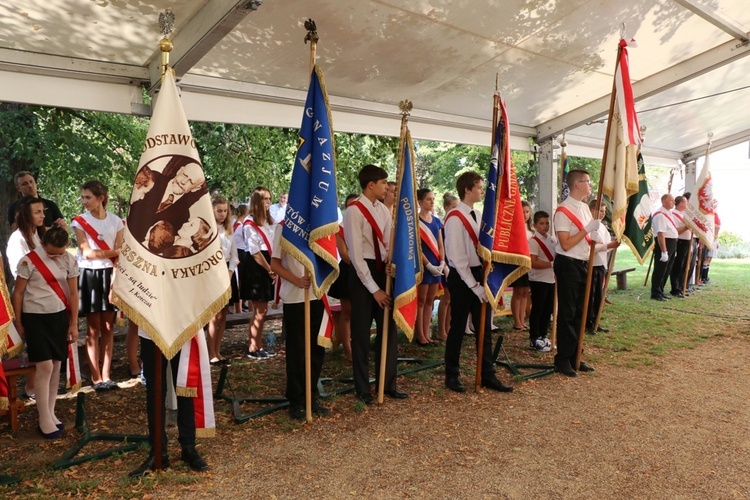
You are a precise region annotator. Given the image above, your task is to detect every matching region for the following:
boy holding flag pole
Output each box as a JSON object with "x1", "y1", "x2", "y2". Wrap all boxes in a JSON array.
[
  {"x1": 278, "y1": 19, "x2": 340, "y2": 423},
  {"x1": 375, "y1": 101, "x2": 422, "y2": 404}
]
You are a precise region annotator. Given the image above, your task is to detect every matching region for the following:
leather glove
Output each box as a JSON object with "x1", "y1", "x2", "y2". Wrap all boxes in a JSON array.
[
  {"x1": 660, "y1": 252, "x2": 669, "y2": 262},
  {"x1": 590, "y1": 231, "x2": 603, "y2": 243},
  {"x1": 471, "y1": 284, "x2": 488, "y2": 303},
  {"x1": 425, "y1": 262, "x2": 442, "y2": 277},
  {"x1": 584, "y1": 219, "x2": 601, "y2": 233}
]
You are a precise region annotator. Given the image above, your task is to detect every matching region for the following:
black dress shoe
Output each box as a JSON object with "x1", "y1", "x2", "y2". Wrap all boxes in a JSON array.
[
  {"x1": 585, "y1": 327, "x2": 597, "y2": 335},
  {"x1": 481, "y1": 377, "x2": 514, "y2": 393},
  {"x1": 445, "y1": 378, "x2": 467, "y2": 393},
  {"x1": 661, "y1": 294, "x2": 672, "y2": 300},
  {"x1": 651, "y1": 296, "x2": 668, "y2": 301},
  {"x1": 578, "y1": 361, "x2": 596, "y2": 372},
  {"x1": 356, "y1": 393, "x2": 374, "y2": 405},
  {"x1": 288, "y1": 406, "x2": 306, "y2": 422},
  {"x1": 181, "y1": 447, "x2": 209, "y2": 472},
  {"x1": 385, "y1": 389, "x2": 408, "y2": 399},
  {"x1": 596, "y1": 326, "x2": 610, "y2": 333},
  {"x1": 555, "y1": 363, "x2": 578, "y2": 377},
  {"x1": 312, "y1": 400, "x2": 331, "y2": 416},
  {"x1": 670, "y1": 292, "x2": 685, "y2": 298},
  {"x1": 129, "y1": 454, "x2": 170, "y2": 477}
]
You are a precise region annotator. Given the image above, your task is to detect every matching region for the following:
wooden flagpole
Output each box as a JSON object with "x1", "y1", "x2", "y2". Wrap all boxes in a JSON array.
[
  {"x1": 153, "y1": 11, "x2": 175, "y2": 470},
  {"x1": 643, "y1": 251, "x2": 654, "y2": 286},
  {"x1": 551, "y1": 133, "x2": 567, "y2": 350},
  {"x1": 475, "y1": 90, "x2": 500, "y2": 392},
  {"x1": 303, "y1": 19, "x2": 319, "y2": 423},
  {"x1": 378, "y1": 102, "x2": 411, "y2": 404},
  {"x1": 575, "y1": 44, "x2": 622, "y2": 371}
]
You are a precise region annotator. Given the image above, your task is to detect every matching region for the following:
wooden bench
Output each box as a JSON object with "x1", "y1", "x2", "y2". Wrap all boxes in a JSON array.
[
  {"x1": 1, "y1": 358, "x2": 36, "y2": 432},
  {"x1": 611, "y1": 268, "x2": 636, "y2": 290}
]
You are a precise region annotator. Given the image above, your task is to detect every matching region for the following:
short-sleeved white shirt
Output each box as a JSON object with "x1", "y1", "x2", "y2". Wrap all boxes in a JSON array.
[
  {"x1": 71, "y1": 211, "x2": 123, "y2": 269},
  {"x1": 528, "y1": 231, "x2": 556, "y2": 283},
  {"x1": 17, "y1": 247, "x2": 79, "y2": 314}
]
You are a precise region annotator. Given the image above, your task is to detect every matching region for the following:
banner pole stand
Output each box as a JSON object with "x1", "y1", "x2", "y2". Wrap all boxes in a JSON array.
[
  {"x1": 53, "y1": 392, "x2": 148, "y2": 470},
  {"x1": 493, "y1": 335, "x2": 554, "y2": 381}
]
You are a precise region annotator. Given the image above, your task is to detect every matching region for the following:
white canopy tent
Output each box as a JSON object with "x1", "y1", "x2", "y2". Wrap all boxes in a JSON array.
[{"x1": 1, "y1": 0, "x2": 749, "y2": 208}]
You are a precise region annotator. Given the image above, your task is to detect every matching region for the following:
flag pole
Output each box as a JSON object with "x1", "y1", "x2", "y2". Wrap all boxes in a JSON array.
[
  {"x1": 303, "y1": 18, "x2": 319, "y2": 423},
  {"x1": 377, "y1": 101, "x2": 411, "y2": 404},
  {"x1": 575, "y1": 43, "x2": 622, "y2": 371},
  {"x1": 551, "y1": 133, "x2": 567, "y2": 351},
  {"x1": 475, "y1": 90, "x2": 500, "y2": 392},
  {"x1": 643, "y1": 251, "x2": 654, "y2": 286},
  {"x1": 153, "y1": 11, "x2": 174, "y2": 470}
]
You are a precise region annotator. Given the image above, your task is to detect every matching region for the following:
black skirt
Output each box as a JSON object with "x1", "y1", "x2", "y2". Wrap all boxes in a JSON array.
[
  {"x1": 510, "y1": 273, "x2": 531, "y2": 288},
  {"x1": 240, "y1": 250, "x2": 274, "y2": 302},
  {"x1": 229, "y1": 262, "x2": 240, "y2": 305},
  {"x1": 78, "y1": 267, "x2": 117, "y2": 314},
  {"x1": 23, "y1": 310, "x2": 68, "y2": 362}
]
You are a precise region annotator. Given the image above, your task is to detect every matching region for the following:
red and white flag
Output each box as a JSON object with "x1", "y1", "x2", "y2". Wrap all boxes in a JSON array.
[{"x1": 602, "y1": 38, "x2": 641, "y2": 238}]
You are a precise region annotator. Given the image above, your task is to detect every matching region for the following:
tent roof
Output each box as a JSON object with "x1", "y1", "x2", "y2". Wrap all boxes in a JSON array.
[{"x1": 2, "y1": 0, "x2": 749, "y2": 167}]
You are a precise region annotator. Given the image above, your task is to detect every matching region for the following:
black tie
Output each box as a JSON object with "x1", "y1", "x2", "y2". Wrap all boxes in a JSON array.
[{"x1": 470, "y1": 210, "x2": 477, "y2": 222}]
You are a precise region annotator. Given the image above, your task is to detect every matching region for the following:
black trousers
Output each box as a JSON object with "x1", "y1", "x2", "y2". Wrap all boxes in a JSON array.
[
  {"x1": 670, "y1": 239, "x2": 691, "y2": 293},
  {"x1": 529, "y1": 280, "x2": 554, "y2": 341},
  {"x1": 444, "y1": 265, "x2": 495, "y2": 381},
  {"x1": 349, "y1": 259, "x2": 398, "y2": 396},
  {"x1": 283, "y1": 300, "x2": 326, "y2": 407},
  {"x1": 586, "y1": 265, "x2": 606, "y2": 328},
  {"x1": 651, "y1": 238, "x2": 677, "y2": 298},
  {"x1": 553, "y1": 255, "x2": 588, "y2": 366},
  {"x1": 140, "y1": 337, "x2": 195, "y2": 453}
]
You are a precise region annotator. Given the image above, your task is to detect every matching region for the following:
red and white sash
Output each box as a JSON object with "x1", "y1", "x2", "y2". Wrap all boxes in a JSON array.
[
  {"x1": 25, "y1": 250, "x2": 81, "y2": 392},
  {"x1": 317, "y1": 295, "x2": 335, "y2": 347},
  {"x1": 555, "y1": 206, "x2": 592, "y2": 244},
  {"x1": 444, "y1": 210, "x2": 478, "y2": 248},
  {"x1": 352, "y1": 200, "x2": 386, "y2": 268},
  {"x1": 532, "y1": 235, "x2": 555, "y2": 262},
  {"x1": 72, "y1": 215, "x2": 117, "y2": 266},
  {"x1": 175, "y1": 329, "x2": 215, "y2": 437},
  {"x1": 243, "y1": 219, "x2": 274, "y2": 256},
  {"x1": 419, "y1": 219, "x2": 441, "y2": 261},
  {"x1": 654, "y1": 209, "x2": 679, "y2": 231}
]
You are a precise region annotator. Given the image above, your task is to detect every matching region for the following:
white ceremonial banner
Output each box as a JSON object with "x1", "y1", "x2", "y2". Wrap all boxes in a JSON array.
[
  {"x1": 112, "y1": 70, "x2": 230, "y2": 359},
  {"x1": 684, "y1": 154, "x2": 716, "y2": 250}
]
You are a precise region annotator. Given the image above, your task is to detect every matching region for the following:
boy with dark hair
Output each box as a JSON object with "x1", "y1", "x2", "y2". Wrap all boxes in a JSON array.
[
  {"x1": 343, "y1": 164, "x2": 407, "y2": 404},
  {"x1": 442, "y1": 171, "x2": 514, "y2": 393},
  {"x1": 528, "y1": 211, "x2": 555, "y2": 352}
]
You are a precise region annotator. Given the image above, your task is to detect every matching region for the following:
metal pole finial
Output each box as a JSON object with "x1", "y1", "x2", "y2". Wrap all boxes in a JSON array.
[
  {"x1": 304, "y1": 18, "x2": 319, "y2": 45},
  {"x1": 399, "y1": 100, "x2": 413, "y2": 117},
  {"x1": 158, "y1": 9, "x2": 175, "y2": 79}
]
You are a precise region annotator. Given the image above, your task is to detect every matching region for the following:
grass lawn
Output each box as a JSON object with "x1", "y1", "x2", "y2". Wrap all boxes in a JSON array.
[{"x1": 579, "y1": 248, "x2": 750, "y2": 367}]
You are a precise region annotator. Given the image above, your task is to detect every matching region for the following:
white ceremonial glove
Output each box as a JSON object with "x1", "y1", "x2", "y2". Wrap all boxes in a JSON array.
[
  {"x1": 425, "y1": 262, "x2": 442, "y2": 277},
  {"x1": 441, "y1": 262, "x2": 450, "y2": 277},
  {"x1": 590, "y1": 231, "x2": 603, "y2": 243},
  {"x1": 660, "y1": 252, "x2": 669, "y2": 263},
  {"x1": 471, "y1": 284, "x2": 488, "y2": 303},
  {"x1": 584, "y1": 219, "x2": 601, "y2": 233}
]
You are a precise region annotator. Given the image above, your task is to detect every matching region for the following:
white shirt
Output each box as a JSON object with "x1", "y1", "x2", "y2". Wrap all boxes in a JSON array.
[
  {"x1": 6, "y1": 229, "x2": 41, "y2": 279},
  {"x1": 71, "y1": 211, "x2": 123, "y2": 269},
  {"x1": 272, "y1": 228, "x2": 306, "y2": 304},
  {"x1": 243, "y1": 217, "x2": 275, "y2": 255},
  {"x1": 219, "y1": 230, "x2": 239, "y2": 273},
  {"x1": 528, "y1": 231, "x2": 556, "y2": 284},
  {"x1": 593, "y1": 225, "x2": 611, "y2": 268},
  {"x1": 343, "y1": 195, "x2": 391, "y2": 294},
  {"x1": 16, "y1": 247, "x2": 79, "y2": 314},
  {"x1": 672, "y1": 209, "x2": 692, "y2": 241},
  {"x1": 444, "y1": 201, "x2": 482, "y2": 289},
  {"x1": 269, "y1": 203, "x2": 287, "y2": 224},
  {"x1": 233, "y1": 221, "x2": 247, "y2": 251},
  {"x1": 554, "y1": 196, "x2": 593, "y2": 261},
  {"x1": 652, "y1": 208, "x2": 679, "y2": 239}
]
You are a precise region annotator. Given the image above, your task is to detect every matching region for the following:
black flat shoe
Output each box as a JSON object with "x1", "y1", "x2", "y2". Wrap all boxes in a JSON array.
[
  {"x1": 596, "y1": 326, "x2": 610, "y2": 333},
  {"x1": 129, "y1": 454, "x2": 169, "y2": 477},
  {"x1": 385, "y1": 389, "x2": 408, "y2": 399},
  {"x1": 181, "y1": 447, "x2": 209, "y2": 472},
  {"x1": 415, "y1": 340, "x2": 431, "y2": 347},
  {"x1": 38, "y1": 426, "x2": 61, "y2": 439}
]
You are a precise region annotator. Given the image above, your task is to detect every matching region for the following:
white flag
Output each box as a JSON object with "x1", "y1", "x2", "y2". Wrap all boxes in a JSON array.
[
  {"x1": 684, "y1": 154, "x2": 716, "y2": 250},
  {"x1": 112, "y1": 70, "x2": 230, "y2": 359}
]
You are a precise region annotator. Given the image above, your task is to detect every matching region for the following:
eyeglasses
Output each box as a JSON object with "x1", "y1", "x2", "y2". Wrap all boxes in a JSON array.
[{"x1": 577, "y1": 179, "x2": 592, "y2": 185}]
